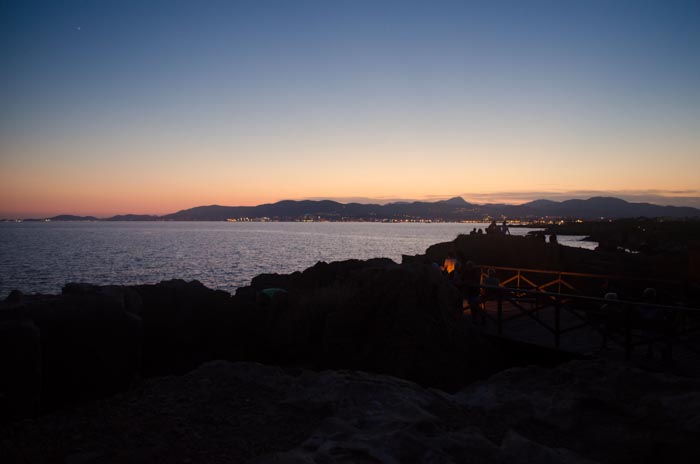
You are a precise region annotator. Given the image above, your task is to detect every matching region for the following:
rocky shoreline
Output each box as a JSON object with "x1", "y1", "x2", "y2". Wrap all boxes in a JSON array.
[
  {"x1": 2, "y1": 235, "x2": 699, "y2": 462},
  {"x1": 5, "y1": 360, "x2": 700, "y2": 463}
]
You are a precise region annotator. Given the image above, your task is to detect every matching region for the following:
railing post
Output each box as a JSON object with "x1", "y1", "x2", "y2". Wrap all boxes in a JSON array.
[
  {"x1": 625, "y1": 304, "x2": 632, "y2": 360},
  {"x1": 554, "y1": 295, "x2": 560, "y2": 349},
  {"x1": 497, "y1": 290, "x2": 503, "y2": 336},
  {"x1": 517, "y1": 270, "x2": 521, "y2": 290},
  {"x1": 663, "y1": 308, "x2": 674, "y2": 367},
  {"x1": 557, "y1": 273, "x2": 562, "y2": 294}
]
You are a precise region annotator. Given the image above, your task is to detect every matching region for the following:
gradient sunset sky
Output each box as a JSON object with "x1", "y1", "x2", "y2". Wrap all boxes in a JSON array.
[{"x1": 2, "y1": 0, "x2": 699, "y2": 217}]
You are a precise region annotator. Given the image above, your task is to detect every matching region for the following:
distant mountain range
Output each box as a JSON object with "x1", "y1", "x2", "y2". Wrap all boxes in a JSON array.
[{"x1": 15, "y1": 196, "x2": 700, "y2": 222}]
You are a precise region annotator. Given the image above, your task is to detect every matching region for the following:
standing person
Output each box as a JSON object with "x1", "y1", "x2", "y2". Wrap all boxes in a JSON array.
[
  {"x1": 501, "y1": 220, "x2": 510, "y2": 235},
  {"x1": 639, "y1": 287, "x2": 669, "y2": 361},
  {"x1": 482, "y1": 268, "x2": 500, "y2": 300},
  {"x1": 460, "y1": 261, "x2": 482, "y2": 322},
  {"x1": 640, "y1": 287, "x2": 659, "y2": 358},
  {"x1": 480, "y1": 268, "x2": 501, "y2": 325},
  {"x1": 598, "y1": 292, "x2": 620, "y2": 349}
]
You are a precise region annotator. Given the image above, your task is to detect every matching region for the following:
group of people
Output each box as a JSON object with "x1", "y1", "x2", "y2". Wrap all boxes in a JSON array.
[
  {"x1": 486, "y1": 220, "x2": 510, "y2": 235},
  {"x1": 469, "y1": 220, "x2": 511, "y2": 236}
]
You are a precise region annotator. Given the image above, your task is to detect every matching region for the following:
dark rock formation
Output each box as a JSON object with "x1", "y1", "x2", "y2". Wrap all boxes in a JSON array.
[
  {"x1": 1, "y1": 258, "x2": 508, "y2": 421},
  {"x1": 0, "y1": 305, "x2": 41, "y2": 422},
  {"x1": 235, "y1": 258, "x2": 501, "y2": 389},
  {"x1": 132, "y1": 279, "x2": 237, "y2": 376},
  {"x1": 25, "y1": 285, "x2": 143, "y2": 413},
  {"x1": 415, "y1": 234, "x2": 694, "y2": 304},
  {"x1": 455, "y1": 360, "x2": 700, "y2": 463},
  {"x1": 0, "y1": 255, "x2": 642, "y2": 425},
  {"x1": 3, "y1": 360, "x2": 699, "y2": 463}
]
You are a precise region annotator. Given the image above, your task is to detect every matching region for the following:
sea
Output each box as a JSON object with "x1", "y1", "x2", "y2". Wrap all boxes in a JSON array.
[{"x1": 0, "y1": 221, "x2": 595, "y2": 298}]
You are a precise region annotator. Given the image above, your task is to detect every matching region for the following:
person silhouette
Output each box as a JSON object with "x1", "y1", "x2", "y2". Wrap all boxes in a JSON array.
[
  {"x1": 501, "y1": 220, "x2": 510, "y2": 235},
  {"x1": 460, "y1": 260, "x2": 482, "y2": 322},
  {"x1": 486, "y1": 220, "x2": 499, "y2": 235},
  {"x1": 639, "y1": 287, "x2": 667, "y2": 360}
]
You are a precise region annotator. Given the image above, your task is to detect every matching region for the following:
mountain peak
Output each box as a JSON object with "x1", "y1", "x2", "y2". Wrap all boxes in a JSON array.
[{"x1": 442, "y1": 196, "x2": 469, "y2": 206}]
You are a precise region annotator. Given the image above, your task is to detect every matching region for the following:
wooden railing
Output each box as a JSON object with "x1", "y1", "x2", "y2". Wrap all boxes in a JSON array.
[
  {"x1": 470, "y1": 270, "x2": 700, "y2": 366},
  {"x1": 478, "y1": 265, "x2": 687, "y2": 301},
  {"x1": 476, "y1": 285, "x2": 700, "y2": 361}
]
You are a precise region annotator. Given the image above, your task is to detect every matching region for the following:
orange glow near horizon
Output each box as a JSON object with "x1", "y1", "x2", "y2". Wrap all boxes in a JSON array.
[
  {"x1": 3, "y1": 1, "x2": 700, "y2": 218},
  {"x1": 2, "y1": 141, "x2": 700, "y2": 218},
  {"x1": 2, "y1": 85, "x2": 699, "y2": 218}
]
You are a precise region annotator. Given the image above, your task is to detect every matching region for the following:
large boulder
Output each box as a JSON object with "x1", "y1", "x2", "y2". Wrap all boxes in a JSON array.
[
  {"x1": 1, "y1": 285, "x2": 144, "y2": 414},
  {"x1": 0, "y1": 362, "x2": 502, "y2": 463},
  {"x1": 454, "y1": 359, "x2": 700, "y2": 463},
  {"x1": 0, "y1": 302, "x2": 41, "y2": 423},
  {"x1": 5, "y1": 360, "x2": 698, "y2": 463},
  {"x1": 131, "y1": 279, "x2": 238, "y2": 376},
  {"x1": 237, "y1": 260, "x2": 499, "y2": 390},
  {"x1": 237, "y1": 258, "x2": 396, "y2": 300}
]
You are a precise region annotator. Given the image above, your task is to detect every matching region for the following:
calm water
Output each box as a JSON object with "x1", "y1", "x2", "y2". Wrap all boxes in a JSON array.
[{"x1": 0, "y1": 222, "x2": 594, "y2": 297}]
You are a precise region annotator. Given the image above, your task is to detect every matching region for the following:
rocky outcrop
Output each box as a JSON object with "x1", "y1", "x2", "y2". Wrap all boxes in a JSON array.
[
  {"x1": 0, "y1": 306, "x2": 41, "y2": 422},
  {"x1": 415, "y1": 234, "x2": 693, "y2": 304},
  {"x1": 132, "y1": 279, "x2": 238, "y2": 376},
  {"x1": 3, "y1": 360, "x2": 699, "y2": 463},
  {"x1": 1, "y1": 258, "x2": 512, "y2": 421},
  {"x1": 0, "y1": 285, "x2": 143, "y2": 416},
  {"x1": 248, "y1": 260, "x2": 497, "y2": 390},
  {"x1": 25, "y1": 284, "x2": 144, "y2": 412},
  {"x1": 0, "y1": 280, "x2": 243, "y2": 420},
  {"x1": 454, "y1": 360, "x2": 700, "y2": 463}
]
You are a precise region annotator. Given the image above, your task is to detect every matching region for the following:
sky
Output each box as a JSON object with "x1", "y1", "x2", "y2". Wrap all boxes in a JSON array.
[{"x1": 1, "y1": 0, "x2": 699, "y2": 217}]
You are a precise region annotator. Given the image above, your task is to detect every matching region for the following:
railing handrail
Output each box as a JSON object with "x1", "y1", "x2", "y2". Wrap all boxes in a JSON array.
[
  {"x1": 478, "y1": 264, "x2": 685, "y2": 286},
  {"x1": 479, "y1": 284, "x2": 700, "y2": 313}
]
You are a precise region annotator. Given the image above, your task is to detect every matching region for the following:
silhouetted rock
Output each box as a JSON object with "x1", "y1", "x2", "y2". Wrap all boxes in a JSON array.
[
  {"x1": 0, "y1": 254, "x2": 587, "y2": 423},
  {"x1": 3, "y1": 360, "x2": 699, "y2": 463},
  {"x1": 239, "y1": 257, "x2": 396, "y2": 298},
  {"x1": 235, "y1": 259, "x2": 500, "y2": 390},
  {"x1": 5, "y1": 289, "x2": 23, "y2": 304},
  {"x1": 0, "y1": 286, "x2": 143, "y2": 416},
  {"x1": 455, "y1": 359, "x2": 700, "y2": 463},
  {"x1": 131, "y1": 279, "x2": 237, "y2": 376},
  {"x1": 0, "y1": 308, "x2": 41, "y2": 423},
  {"x1": 4, "y1": 238, "x2": 693, "y2": 428}
]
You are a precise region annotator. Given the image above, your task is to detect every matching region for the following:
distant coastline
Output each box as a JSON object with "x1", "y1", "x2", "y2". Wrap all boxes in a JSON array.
[{"x1": 3, "y1": 196, "x2": 700, "y2": 222}]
